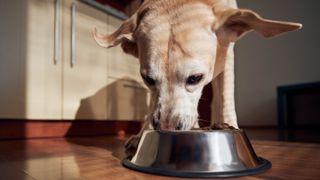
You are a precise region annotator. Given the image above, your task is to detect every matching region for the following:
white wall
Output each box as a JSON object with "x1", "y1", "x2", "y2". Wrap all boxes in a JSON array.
[{"x1": 235, "y1": 0, "x2": 320, "y2": 126}]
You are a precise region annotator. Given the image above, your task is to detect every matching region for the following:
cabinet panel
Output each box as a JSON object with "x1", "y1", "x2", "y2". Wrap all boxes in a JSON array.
[
  {"x1": 107, "y1": 16, "x2": 142, "y2": 84},
  {"x1": 25, "y1": 0, "x2": 62, "y2": 119},
  {"x1": 0, "y1": 0, "x2": 61, "y2": 119},
  {"x1": 62, "y1": 1, "x2": 108, "y2": 120},
  {"x1": 0, "y1": 0, "x2": 26, "y2": 118},
  {"x1": 106, "y1": 78, "x2": 148, "y2": 121},
  {"x1": 106, "y1": 16, "x2": 149, "y2": 121}
]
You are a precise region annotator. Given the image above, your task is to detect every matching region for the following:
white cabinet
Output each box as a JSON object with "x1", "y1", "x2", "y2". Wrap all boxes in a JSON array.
[
  {"x1": 106, "y1": 15, "x2": 148, "y2": 121},
  {"x1": 62, "y1": 0, "x2": 108, "y2": 119},
  {"x1": 62, "y1": 0, "x2": 148, "y2": 120},
  {"x1": 106, "y1": 78, "x2": 148, "y2": 121},
  {"x1": 26, "y1": 0, "x2": 62, "y2": 119},
  {"x1": 0, "y1": 0, "x2": 61, "y2": 119},
  {"x1": 107, "y1": 16, "x2": 141, "y2": 82},
  {"x1": 0, "y1": 0, "x2": 148, "y2": 121},
  {"x1": 0, "y1": 0, "x2": 26, "y2": 118}
]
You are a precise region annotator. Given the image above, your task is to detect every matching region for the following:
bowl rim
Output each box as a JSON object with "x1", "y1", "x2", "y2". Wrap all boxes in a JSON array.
[
  {"x1": 144, "y1": 129, "x2": 244, "y2": 135},
  {"x1": 122, "y1": 157, "x2": 271, "y2": 178}
]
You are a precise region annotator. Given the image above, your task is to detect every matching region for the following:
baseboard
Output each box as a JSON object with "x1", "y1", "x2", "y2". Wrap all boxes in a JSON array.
[{"x1": 0, "y1": 119, "x2": 142, "y2": 140}]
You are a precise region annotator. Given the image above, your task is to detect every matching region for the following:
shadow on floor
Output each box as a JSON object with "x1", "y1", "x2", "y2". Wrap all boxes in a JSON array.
[{"x1": 243, "y1": 127, "x2": 320, "y2": 143}]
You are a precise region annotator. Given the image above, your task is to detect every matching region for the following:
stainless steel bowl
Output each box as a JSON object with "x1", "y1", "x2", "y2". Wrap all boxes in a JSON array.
[{"x1": 122, "y1": 129, "x2": 271, "y2": 178}]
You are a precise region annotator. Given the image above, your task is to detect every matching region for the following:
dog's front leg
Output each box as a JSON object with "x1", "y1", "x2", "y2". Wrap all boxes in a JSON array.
[
  {"x1": 210, "y1": 0, "x2": 238, "y2": 130},
  {"x1": 124, "y1": 120, "x2": 150, "y2": 158},
  {"x1": 211, "y1": 73, "x2": 238, "y2": 129},
  {"x1": 211, "y1": 44, "x2": 239, "y2": 129}
]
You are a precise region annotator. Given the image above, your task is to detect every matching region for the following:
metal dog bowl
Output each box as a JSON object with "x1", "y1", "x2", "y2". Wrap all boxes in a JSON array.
[{"x1": 122, "y1": 129, "x2": 271, "y2": 178}]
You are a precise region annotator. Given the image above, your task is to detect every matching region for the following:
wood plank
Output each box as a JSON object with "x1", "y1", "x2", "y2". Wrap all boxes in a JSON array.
[
  {"x1": 0, "y1": 136, "x2": 319, "y2": 179},
  {"x1": 0, "y1": 120, "x2": 142, "y2": 139}
]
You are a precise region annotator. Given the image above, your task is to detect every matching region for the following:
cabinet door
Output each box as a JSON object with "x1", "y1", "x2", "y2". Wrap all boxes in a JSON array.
[
  {"x1": 0, "y1": 0, "x2": 27, "y2": 118},
  {"x1": 106, "y1": 78, "x2": 149, "y2": 121},
  {"x1": 25, "y1": 0, "x2": 62, "y2": 119},
  {"x1": 62, "y1": 1, "x2": 108, "y2": 120},
  {"x1": 0, "y1": 0, "x2": 62, "y2": 119},
  {"x1": 106, "y1": 15, "x2": 149, "y2": 121},
  {"x1": 107, "y1": 15, "x2": 142, "y2": 83}
]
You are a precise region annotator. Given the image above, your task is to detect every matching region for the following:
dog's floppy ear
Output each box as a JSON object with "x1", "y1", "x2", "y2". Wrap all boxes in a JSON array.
[
  {"x1": 92, "y1": 14, "x2": 138, "y2": 57},
  {"x1": 214, "y1": 8, "x2": 302, "y2": 43}
]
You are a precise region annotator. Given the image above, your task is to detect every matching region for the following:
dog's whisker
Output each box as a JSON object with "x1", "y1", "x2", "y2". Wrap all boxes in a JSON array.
[{"x1": 197, "y1": 118, "x2": 210, "y2": 122}]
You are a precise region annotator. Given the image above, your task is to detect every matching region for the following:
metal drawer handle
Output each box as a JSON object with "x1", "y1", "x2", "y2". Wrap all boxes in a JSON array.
[
  {"x1": 71, "y1": 3, "x2": 76, "y2": 67},
  {"x1": 54, "y1": 0, "x2": 61, "y2": 64}
]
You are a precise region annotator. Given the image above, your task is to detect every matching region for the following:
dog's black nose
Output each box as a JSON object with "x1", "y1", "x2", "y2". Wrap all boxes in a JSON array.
[
  {"x1": 152, "y1": 111, "x2": 161, "y2": 130},
  {"x1": 152, "y1": 118, "x2": 160, "y2": 130},
  {"x1": 176, "y1": 122, "x2": 183, "y2": 130}
]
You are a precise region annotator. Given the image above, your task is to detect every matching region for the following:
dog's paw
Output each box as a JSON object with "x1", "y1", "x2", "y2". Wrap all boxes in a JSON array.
[
  {"x1": 209, "y1": 122, "x2": 236, "y2": 130},
  {"x1": 124, "y1": 135, "x2": 141, "y2": 159}
]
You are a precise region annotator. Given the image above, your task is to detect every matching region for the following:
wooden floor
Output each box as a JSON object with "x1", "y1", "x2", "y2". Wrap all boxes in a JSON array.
[{"x1": 0, "y1": 135, "x2": 320, "y2": 180}]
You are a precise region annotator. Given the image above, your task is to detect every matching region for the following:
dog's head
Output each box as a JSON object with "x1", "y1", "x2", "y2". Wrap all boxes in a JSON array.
[{"x1": 93, "y1": 0, "x2": 301, "y2": 131}]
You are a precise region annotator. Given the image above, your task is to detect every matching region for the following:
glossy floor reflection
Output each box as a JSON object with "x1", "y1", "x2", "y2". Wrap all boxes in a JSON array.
[{"x1": 0, "y1": 135, "x2": 320, "y2": 180}]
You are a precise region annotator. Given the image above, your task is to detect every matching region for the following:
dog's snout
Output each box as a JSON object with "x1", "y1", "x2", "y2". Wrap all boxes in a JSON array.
[
  {"x1": 150, "y1": 101, "x2": 194, "y2": 131},
  {"x1": 150, "y1": 109, "x2": 194, "y2": 131}
]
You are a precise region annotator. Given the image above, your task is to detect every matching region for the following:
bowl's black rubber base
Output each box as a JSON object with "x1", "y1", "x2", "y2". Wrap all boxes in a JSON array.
[{"x1": 122, "y1": 157, "x2": 271, "y2": 178}]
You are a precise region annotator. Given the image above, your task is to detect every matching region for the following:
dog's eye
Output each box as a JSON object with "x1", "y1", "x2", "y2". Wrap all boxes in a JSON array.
[
  {"x1": 142, "y1": 75, "x2": 156, "y2": 86},
  {"x1": 186, "y1": 74, "x2": 203, "y2": 85}
]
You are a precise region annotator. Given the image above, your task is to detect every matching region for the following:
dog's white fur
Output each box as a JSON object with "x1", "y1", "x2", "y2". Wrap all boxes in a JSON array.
[{"x1": 93, "y1": 0, "x2": 301, "y2": 154}]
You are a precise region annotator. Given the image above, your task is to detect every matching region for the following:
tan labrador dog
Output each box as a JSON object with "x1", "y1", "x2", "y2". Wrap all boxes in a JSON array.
[{"x1": 93, "y1": 0, "x2": 301, "y2": 155}]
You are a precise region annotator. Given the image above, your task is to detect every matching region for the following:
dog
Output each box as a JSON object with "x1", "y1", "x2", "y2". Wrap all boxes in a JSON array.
[{"x1": 93, "y1": 0, "x2": 301, "y2": 156}]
